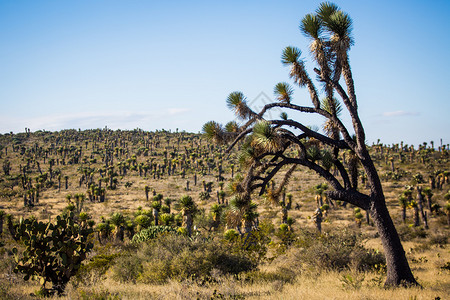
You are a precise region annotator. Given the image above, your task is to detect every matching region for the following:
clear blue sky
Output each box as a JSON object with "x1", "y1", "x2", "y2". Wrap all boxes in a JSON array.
[{"x1": 1, "y1": 0, "x2": 449, "y2": 147}]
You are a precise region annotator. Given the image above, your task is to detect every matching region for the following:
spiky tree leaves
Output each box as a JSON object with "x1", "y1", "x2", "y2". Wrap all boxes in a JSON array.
[
  {"x1": 326, "y1": 10, "x2": 354, "y2": 50},
  {"x1": 274, "y1": 82, "x2": 294, "y2": 104},
  {"x1": 225, "y1": 121, "x2": 240, "y2": 133},
  {"x1": 228, "y1": 195, "x2": 258, "y2": 234},
  {"x1": 110, "y1": 212, "x2": 125, "y2": 242},
  {"x1": 251, "y1": 120, "x2": 283, "y2": 153},
  {"x1": 322, "y1": 97, "x2": 342, "y2": 141},
  {"x1": 300, "y1": 14, "x2": 323, "y2": 39},
  {"x1": 281, "y1": 47, "x2": 320, "y2": 109},
  {"x1": 202, "y1": 121, "x2": 226, "y2": 144},
  {"x1": 226, "y1": 91, "x2": 255, "y2": 120},
  {"x1": 316, "y1": 2, "x2": 340, "y2": 24}
]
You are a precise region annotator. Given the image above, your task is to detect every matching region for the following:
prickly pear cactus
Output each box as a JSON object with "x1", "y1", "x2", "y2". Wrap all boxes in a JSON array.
[{"x1": 12, "y1": 211, "x2": 94, "y2": 295}]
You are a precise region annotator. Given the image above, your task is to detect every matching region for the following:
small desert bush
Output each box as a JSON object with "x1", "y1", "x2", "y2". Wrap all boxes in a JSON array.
[
  {"x1": 397, "y1": 224, "x2": 428, "y2": 241},
  {"x1": 292, "y1": 228, "x2": 385, "y2": 272},
  {"x1": 107, "y1": 233, "x2": 257, "y2": 284},
  {"x1": 76, "y1": 253, "x2": 120, "y2": 285}
]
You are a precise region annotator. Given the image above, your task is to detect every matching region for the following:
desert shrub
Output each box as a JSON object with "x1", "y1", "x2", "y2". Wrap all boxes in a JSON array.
[
  {"x1": 110, "y1": 254, "x2": 143, "y2": 283},
  {"x1": 427, "y1": 233, "x2": 448, "y2": 247},
  {"x1": 275, "y1": 224, "x2": 296, "y2": 248},
  {"x1": 75, "y1": 253, "x2": 120, "y2": 285},
  {"x1": 350, "y1": 248, "x2": 386, "y2": 271},
  {"x1": 223, "y1": 221, "x2": 274, "y2": 264},
  {"x1": 293, "y1": 228, "x2": 385, "y2": 272},
  {"x1": 113, "y1": 234, "x2": 256, "y2": 284},
  {"x1": 397, "y1": 224, "x2": 428, "y2": 241}
]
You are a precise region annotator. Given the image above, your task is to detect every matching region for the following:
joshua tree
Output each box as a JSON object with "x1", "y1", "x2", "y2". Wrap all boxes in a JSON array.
[
  {"x1": 179, "y1": 195, "x2": 197, "y2": 236},
  {"x1": 2, "y1": 160, "x2": 11, "y2": 176},
  {"x1": 144, "y1": 185, "x2": 151, "y2": 201},
  {"x1": 96, "y1": 222, "x2": 109, "y2": 244},
  {"x1": 151, "y1": 201, "x2": 161, "y2": 226},
  {"x1": 203, "y1": 2, "x2": 417, "y2": 286},
  {"x1": 286, "y1": 193, "x2": 293, "y2": 210},
  {"x1": 110, "y1": 212, "x2": 125, "y2": 242},
  {"x1": 134, "y1": 214, "x2": 151, "y2": 232},
  {"x1": 416, "y1": 186, "x2": 428, "y2": 229},
  {"x1": 0, "y1": 210, "x2": 4, "y2": 237},
  {"x1": 409, "y1": 200, "x2": 420, "y2": 227},
  {"x1": 398, "y1": 194, "x2": 408, "y2": 223},
  {"x1": 354, "y1": 208, "x2": 363, "y2": 228},
  {"x1": 421, "y1": 187, "x2": 433, "y2": 214},
  {"x1": 210, "y1": 203, "x2": 222, "y2": 230},
  {"x1": 163, "y1": 197, "x2": 173, "y2": 213},
  {"x1": 312, "y1": 208, "x2": 323, "y2": 233},
  {"x1": 444, "y1": 200, "x2": 450, "y2": 226}
]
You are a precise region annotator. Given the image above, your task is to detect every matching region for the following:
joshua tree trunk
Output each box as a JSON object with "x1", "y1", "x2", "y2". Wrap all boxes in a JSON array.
[
  {"x1": 114, "y1": 226, "x2": 124, "y2": 243},
  {"x1": 426, "y1": 195, "x2": 432, "y2": 214},
  {"x1": 183, "y1": 212, "x2": 193, "y2": 236},
  {"x1": 370, "y1": 199, "x2": 417, "y2": 286},
  {"x1": 401, "y1": 206, "x2": 406, "y2": 223},
  {"x1": 413, "y1": 206, "x2": 420, "y2": 227},
  {"x1": 416, "y1": 187, "x2": 429, "y2": 229},
  {"x1": 365, "y1": 209, "x2": 370, "y2": 225},
  {"x1": 281, "y1": 207, "x2": 288, "y2": 224},
  {"x1": 0, "y1": 213, "x2": 4, "y2": 236}
]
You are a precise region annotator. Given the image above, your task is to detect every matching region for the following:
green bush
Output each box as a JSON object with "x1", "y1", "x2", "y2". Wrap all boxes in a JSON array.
[
  {"x1": 110, "y1": 255, "x2": 143, "y2": 283},
  {"x1": 293, "y1": 228, "x2": 385, "y2": 272},
  {"x1": 75, "y1": 253, "x2": 120, "y2": 285},
  {"x1": 108, "y1": 234, "x2": 256, "y2": 284},
  {"x1": 397, "y1": 224, "x2": 428, "y2": 241}
]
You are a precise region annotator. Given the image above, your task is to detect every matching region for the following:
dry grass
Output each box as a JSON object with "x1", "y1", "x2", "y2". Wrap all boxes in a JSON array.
[{"x1": 11, "y1": 265, "x2": 446, "y2": 300}]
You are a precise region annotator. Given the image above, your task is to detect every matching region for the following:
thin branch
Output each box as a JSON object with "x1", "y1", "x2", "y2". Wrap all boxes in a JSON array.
[
  {"x1": 225, "y1": 128, "x2": 253, "y2": 153},
  {"x1": 271, "y1": 120, "x2": 349, "y2": 149}
]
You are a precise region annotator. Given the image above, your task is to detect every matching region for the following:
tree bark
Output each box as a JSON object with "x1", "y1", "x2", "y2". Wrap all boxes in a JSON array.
[
  {"x1": 370, "y1": 198, "x2": 418, "y2": 286},
  {"x1": 0, "y1": 214, "x2": 3, "y2": 236},
  {"x1": 401, "y1": 207, "x2": 406, "y2": 223},
  {"x1": 416, "y1": 187, "x2": 428, "y2": 229}
]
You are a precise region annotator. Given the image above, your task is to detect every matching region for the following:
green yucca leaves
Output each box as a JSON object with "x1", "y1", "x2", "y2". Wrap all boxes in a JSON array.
[
  {"x1": 252, "y1": 121, "x2": 281, "y2": 152},
  {"x1": 316, "y1": 2, "x2": 340, "y2": 24},
  {"x1": 202, "y1": 121, "x2": 225, "y2": 143},
  {"x1": 320, "y1": 149, "x2": 333, "y2": 171},
  {"x1": 321, "y1": 97, "x2": 342, "y2": 115},
  {"x1": 226, "y1": 91, "x2": 253, "y2": 120},
  {"x1": 307, "y1": 146, "x2": 321, "y2": 162},
  {"x1": 179, "y1": 195, "x2": 195, "y2": 210},
  {"x1": 225, "y1": 121, "x2": 240, "y2": 133},
  {"x1": 300, "y1": 13, "x2": 323, "y2": 39},
  {"x1": 281, "y1": 46, "x2": 302, "y2": 65},
  {"x1": 238, "y1": 143, "x2": 256, "y2": 167},
  {"x1": 327, "y1": 10, "x2": 353, "y2": 39},
  {"x1": 274, "y1": 82, "x2": 294, "y2": 104}
]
